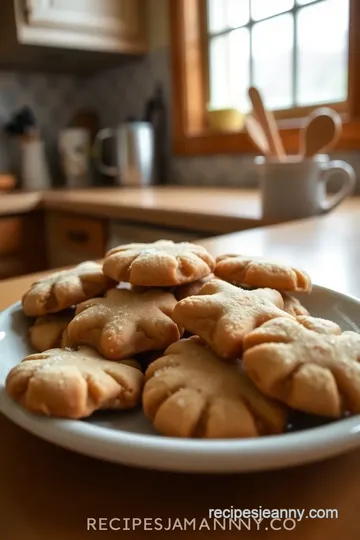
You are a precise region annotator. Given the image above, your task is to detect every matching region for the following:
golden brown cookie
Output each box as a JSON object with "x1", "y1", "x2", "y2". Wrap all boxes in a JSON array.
[
  {"x1": 29, "y1": 312, "x2": 74, "y2": 352},
  {"x1": 143, "y1": 338, "x2": 287, "y2": 438},
  {"x1": 5, "y1": 346, "x2": 143, "y2": 419},
  {"x1": 67, "y1": 288, "x2": 182, "y2": 360},
  {"x1": 282, "y1": 293, "x2": 309, "y2": 317},
  {"x1": 174, "y1": 273, "x2": 215, "y2": 301},
  {"x1": 215, "y1": 254, "x2": 311, "y2": 292},
  {"x1": 242, "y1": 316, "x2": 360, "y2": 418},
  {"x1": 61, "y1": 327, "x2": 71, "y2": 348},
  {"x1": 172, "y1": 279, "x2": 292, "y2": 358},
  {"x1": 22, "y1": 262, "x2": 114, "y2": 317},
  {"x1": 102, "y1": 240, "x2": 215, "y2": 287}
]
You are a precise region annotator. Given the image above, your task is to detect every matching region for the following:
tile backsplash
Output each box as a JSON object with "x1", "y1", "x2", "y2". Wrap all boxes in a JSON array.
[
  {"x1": 0, "y1": 71, "x2": 88, "y2": 184},
  {"x1": 0, "y1": 46, "x2": 359, "y2": 191}
]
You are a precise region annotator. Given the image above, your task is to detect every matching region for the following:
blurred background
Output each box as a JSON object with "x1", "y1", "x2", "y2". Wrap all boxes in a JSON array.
[
  {"x1": 0, "y1": 0, "x2": 358, "y2": 189},
  {"x1": 0, "y1": 0, "x2": 358, "y2": 280}
]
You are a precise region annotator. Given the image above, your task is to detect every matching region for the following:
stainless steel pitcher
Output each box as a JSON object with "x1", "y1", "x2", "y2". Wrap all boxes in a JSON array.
[{"x1": 94, "y1": 122, "x2": 154, "y2": 186}]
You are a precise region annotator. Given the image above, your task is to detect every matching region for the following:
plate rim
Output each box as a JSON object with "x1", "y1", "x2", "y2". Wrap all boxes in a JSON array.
[{"x1": 1, "y1": 285, "x2": 360, "y2": 473}]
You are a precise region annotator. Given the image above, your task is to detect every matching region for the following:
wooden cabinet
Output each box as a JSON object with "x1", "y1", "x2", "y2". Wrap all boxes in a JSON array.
[
  {"x1": 0, "y1": 217, "x2": 24, "y2": 279},
  {"x1": 0, "y1": 213, "x2": 47, "y2": 280},
  {"x1": 24, "y1": 0, "x2": 146, "y2": 52},
  {"x1": 46, "y1": 212, "x2": 107, "y2": 268},
  {"x1": 0, "y1": 0, "x2": 147, "y2": 72},
  {"x1": 0, "y1": 218, "x2": 23, "y2": 257}
]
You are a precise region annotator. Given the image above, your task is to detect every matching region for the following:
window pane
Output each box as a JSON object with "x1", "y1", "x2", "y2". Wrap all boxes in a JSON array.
[
  {"x1": 253, "y1": 14, "x2": 294, "y2": 109},
  {"x1": 227, "y1": 0, "x2": 250, "y2": 28},
  {"x1": 229, "y1": 28, "x2": 250, "y2": 111},
  {"x1": 251, "y1": 0, "x2": 294, "y2": 21},
  {"x1": 209, "y1": 35, "x2": 229, "y2": 108},
  {"x1": 208, "y1": 0, "x2": 227, "y2": 33},
  {"x1": 297, "y1": 0, "x2": 349, "y2": 106}
]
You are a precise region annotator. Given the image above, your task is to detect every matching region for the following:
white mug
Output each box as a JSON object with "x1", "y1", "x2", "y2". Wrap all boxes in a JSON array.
[
  {"x1": 255, "y1": 155, "x2": 356, "y2": 221},
  {"x1": 58, "y1": 128, "x2": 91, "y2": 188}
]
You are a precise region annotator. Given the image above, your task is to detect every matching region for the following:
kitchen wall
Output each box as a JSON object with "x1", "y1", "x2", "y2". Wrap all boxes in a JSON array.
[{"x1": 0, "y1": 0, "x2": 359, "y2": 191}]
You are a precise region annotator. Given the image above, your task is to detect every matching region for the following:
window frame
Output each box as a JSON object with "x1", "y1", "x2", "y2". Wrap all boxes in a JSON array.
[{"x1": 170, "y1": 0, "x2": 360, "y2": 156}]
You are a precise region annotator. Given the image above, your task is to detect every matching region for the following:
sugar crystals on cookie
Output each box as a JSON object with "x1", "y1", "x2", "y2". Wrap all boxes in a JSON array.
[
  {"x1": 5, "y1": 346, "x2": 143, "y2": 419},
  {"x1": 172, "y1": 279, "x2": 292, "y2": 358},
  {"x1": 215, "y1": 254, "x2": 311, "y2": 292},
  {"x1": 67, "y1": 287, "x2": 182, "y2": 360},
  {"x1": 103, "y1": 240, "x2": 215, "y2": 287}
]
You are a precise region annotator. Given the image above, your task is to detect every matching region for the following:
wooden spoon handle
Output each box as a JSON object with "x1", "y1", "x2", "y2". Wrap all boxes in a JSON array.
[
  {"x1": 248, "y1": 87, "x2": 286, "y2": 160},
  {"x1": 245, "y1": 115, "x2": 270, "y2": 156}
]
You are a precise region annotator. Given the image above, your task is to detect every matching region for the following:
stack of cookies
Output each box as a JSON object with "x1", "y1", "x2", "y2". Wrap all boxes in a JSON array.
[{"x1": 5, "y1": 241, "x2": 360, "y2": 440}]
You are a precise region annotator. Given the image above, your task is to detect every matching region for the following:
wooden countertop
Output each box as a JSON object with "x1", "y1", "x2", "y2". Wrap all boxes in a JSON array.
[
  {"x1": 1, "y1": 208, "x2": 360, "y2": 539},
  {"x1": 2, "y1": 187, "x2": 359, "y2": 234},
  {"x1": 0, "y1": 187, "x2": 262, "y2": 233},
  {"x1": 42, "y1": 187, "x2": 264, "y2": 233},
  {"x1": 0, "y1": 191, "x2": 42, "y2": 216}
]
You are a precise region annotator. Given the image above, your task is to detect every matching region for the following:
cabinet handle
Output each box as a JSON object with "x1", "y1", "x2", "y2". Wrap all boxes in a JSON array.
[{"x1": 67, "y1": 230, "x2": 89, "y2": 244}]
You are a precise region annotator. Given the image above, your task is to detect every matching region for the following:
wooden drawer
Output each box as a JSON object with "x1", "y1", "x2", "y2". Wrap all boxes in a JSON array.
[
  {"x1": 46, "y1": 213, "x2": 106, "y2": 268},
  {"x1": 0, "y1": 217, "x2": 23, "y2": 255}
]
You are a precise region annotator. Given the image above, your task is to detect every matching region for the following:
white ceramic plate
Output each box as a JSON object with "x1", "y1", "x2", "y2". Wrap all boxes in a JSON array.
[{"x1": 1, "y1": 285, "x2": 360, "y2": 473}]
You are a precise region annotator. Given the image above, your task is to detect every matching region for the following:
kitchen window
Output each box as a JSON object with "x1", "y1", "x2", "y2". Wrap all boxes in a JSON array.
[{"x1": 170, "y1": 0, "x2": 360, "y2": 155}]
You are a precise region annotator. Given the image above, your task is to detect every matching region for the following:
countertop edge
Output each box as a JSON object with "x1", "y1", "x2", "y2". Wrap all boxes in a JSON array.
[
  {"x1": 42, "y1": 199, "x2": 263, "y2": 233},
  {"x1": 0, "y1": 188, "x2": 264, "y2": 233}
]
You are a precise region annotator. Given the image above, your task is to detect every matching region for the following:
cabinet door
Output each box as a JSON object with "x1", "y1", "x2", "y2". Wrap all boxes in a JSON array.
[
  {"x1": 46, "y1": 212, "x2": 107, "y2": 268},
  {"x1": 0, "y1": 218, "x2": 24, "y2": 279},
  {"x1": 25, "y1": 0, "x2": 146, "y2": 50}
]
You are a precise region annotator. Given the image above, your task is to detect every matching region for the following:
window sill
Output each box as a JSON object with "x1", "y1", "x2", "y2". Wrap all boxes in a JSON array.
[{"x1": 174, "y1": 118, "x2": 360, "y2": 156}]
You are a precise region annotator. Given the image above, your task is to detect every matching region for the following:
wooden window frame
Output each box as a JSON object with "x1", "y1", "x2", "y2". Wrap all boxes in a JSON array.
[{"x1": 170, "y1": 0, "x2": 360, "y2": 156}]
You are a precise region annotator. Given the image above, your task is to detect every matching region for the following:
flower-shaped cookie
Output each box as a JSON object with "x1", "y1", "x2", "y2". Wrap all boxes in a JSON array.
[
  {"x1": 242, "y1": 316, "x2": 360, "y2": 418},
  {"x1": 29, "y1": 312, "x2": 74, "y2": 352},
  {"x1": 67, "y1": 288, "x2": 182, "y2": 360},
  {"x1": 102, "y1": 240, "x2": 215, "y2": 286},
  {"x1": 22, "y1": 262, "x2": 114, "y2": 317},
  {"x1": 143, "y1": 338, "x2": 287, "y2": 438},
  {"x1": 215, "y1": 254, "x2": 311, "y2": 292},
  {"x1": 172, "y1": 279, "x2": 292, "y2": 358},
  {"x1": 5, "y1": 347, "x2": 143, "y2": 419}
]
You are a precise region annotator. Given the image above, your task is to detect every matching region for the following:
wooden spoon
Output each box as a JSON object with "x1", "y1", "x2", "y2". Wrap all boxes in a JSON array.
[
  {"x1": 245, "y1": 115, "x2": 270, "y2": 156},
  {"x1": 248, "y1": 87, "x2": 286, "y2": 160},
  {"x1": 300, "y1": 107, "x2": 342, "y2": 158}
]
